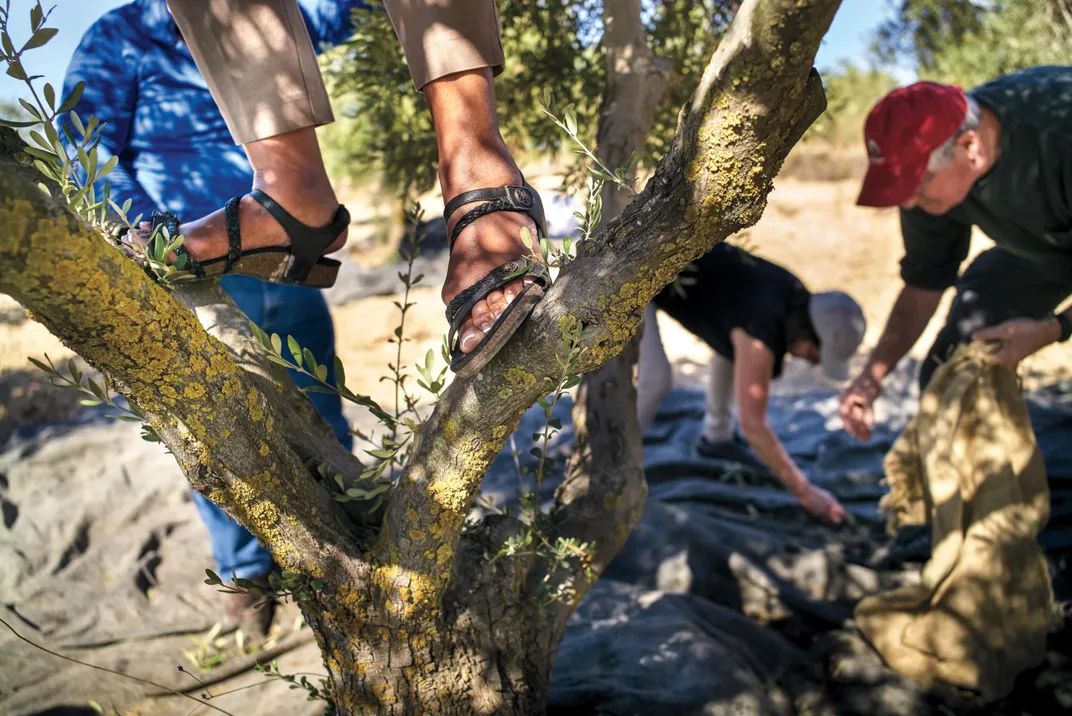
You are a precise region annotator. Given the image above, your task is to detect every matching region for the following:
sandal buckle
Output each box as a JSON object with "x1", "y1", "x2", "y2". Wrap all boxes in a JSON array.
[{"x1": 509, "y1": 186, "x2": 533, "y2": 208}]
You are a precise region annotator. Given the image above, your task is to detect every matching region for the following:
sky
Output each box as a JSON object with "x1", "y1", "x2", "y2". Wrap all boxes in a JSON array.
[{"x1": 0, "y1": 0, "x2": 914, "y2": 108}]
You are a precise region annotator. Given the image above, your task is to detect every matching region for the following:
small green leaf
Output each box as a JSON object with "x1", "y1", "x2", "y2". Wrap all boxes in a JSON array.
[
  {"x1": 562, "y1": 376, "x2": 581, "y2": 390},
  {"x1": 204, "y1": 569, "x2": 222, "y2": 585},
  {"x1": 334, "y1": 356, "x2": 346, "y2": 388},
  {"x1": 6, "y1": 61, "x2": 27, "y2": 81},
  {"x1": 365, "y1": 448, "x2": 395, "y2": 459},
  {"x1": 87, "y1": 377, "x2": 106, "y2": 400},
  {"x1": 30, "y1": 3, "x2": 44, "y2": 31},
  {"x1": 87, "y1": 700, "x2": 104, "y2": 715},
  {"x1": 302, "y1": 348, "x2": 317, "y2": 373},
  {"x1": 22, "y1": 26, "x2": 58, "y2": 50},
  {"x1": 537, "y1": 395, "x2": 550, "y2": 410},
  {"x1": 28, "y1": 356, "x2": 50, "y2": 373},
  {"x1": 310, "y1": 579, "x2": 324, "y2": 591},
  {"x1": 281, "y1": 570, "x2": 300, "y2": 580},
  {"x1": 542, "y1": 87, "x2": 553, "y2": 108},
  {"x1": 22, "y1": 146, "x2": 56, "y2": 162},
  {"x1": 287, "y1": 335, "x2": 302, "y2": 366},
  {"x1": 68, "y1": 357, "x2": 81, "y2": 383},
  {"x1": 270, "y1": 333, "x2": 282, "y2": 355},
  {"x1": 58, "y1": 81, "x2": 85, "y2": 113},
  {"x1": 79, "y1": 399, "x2": 102, "y2": 407},
  {"x1": 18, "y1": 97, "x2": 40, "y2": 119},
  {"x1": 43, "y1": 82, "x2": 55, "y2": 110},
  {"x1": 0, "y1": 117, "x2": 38, "y2": 128},
  {"x1": 530, "y1": 447, "x2": 543, "y2": 458},
  {"x1": 96, "y1": 154, "x2": 118, "y2": 180},
  {"x1": 266, "y1": 354, "x2": 292, "y2": 368},
  {"x1": 69, "y1": 110, "x2": 85, "y2": 136},
  {"x1": 564, "y1": 108, "x2": 578, "y2": 135},
  {"x1": 549, "y1": 418, "x2": 562, "y2": 430}
]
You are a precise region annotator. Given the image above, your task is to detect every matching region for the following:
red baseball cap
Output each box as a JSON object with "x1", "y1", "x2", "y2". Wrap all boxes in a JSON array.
[{"x1": 855, "y1": 82, "x2": 969, "y2": 208}]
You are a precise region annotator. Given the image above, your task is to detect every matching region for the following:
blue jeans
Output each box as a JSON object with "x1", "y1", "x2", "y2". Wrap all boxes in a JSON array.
[{"x1": 191, "y1": 276, "x2": 353, "y2": 581}]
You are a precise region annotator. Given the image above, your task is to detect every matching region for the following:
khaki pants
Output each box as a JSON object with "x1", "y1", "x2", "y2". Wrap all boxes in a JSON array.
[
  {"x1": 167, "y1": 0, "x2": 505, "y2": 145},
  {"x1": 636, "y1": 303, "x2": 736, "y2": 442}
]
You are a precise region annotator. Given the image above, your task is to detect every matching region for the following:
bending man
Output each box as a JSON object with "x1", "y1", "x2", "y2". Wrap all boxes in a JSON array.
[{"x1": 840, "y1": 67, "x2": 1072, "y2": 441}]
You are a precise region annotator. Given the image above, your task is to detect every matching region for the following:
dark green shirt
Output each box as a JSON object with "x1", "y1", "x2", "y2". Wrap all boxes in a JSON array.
[{"x1": 899, "y1": 65, "x2": 1072, "y2": 290}]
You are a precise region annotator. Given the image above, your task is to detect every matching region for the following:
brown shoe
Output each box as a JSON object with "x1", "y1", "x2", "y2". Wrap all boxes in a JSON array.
[{"x1": 223, "y1": 581, "x2": 277, "y2": 638}]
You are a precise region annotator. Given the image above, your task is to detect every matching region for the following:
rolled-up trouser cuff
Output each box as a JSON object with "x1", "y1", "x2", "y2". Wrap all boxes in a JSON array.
[
  {"x1": 382, "y1": 0, "x2": 505, "y2": 91},
  {"x1": 166, "y1": 0, "x2": 335, "y2": 145}
]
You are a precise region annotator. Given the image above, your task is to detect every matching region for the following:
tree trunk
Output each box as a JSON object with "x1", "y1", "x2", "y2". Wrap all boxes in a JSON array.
[{"x1": 0, "y1": 0, "x2": 842, "y2": 712}]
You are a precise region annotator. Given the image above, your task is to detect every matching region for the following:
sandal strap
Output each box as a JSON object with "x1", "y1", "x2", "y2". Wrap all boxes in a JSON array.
[
  {"x1": 444, "y1": 184, "x2": 545, "y2": 252},
  {"x1": 250, "y1": 189, "x2": 350, "y2": 283},
  {"x1": 150, "y1": 209, "x2": 205, "y2": 278},
  {"x1": 223, "y1": 196, "x2": 242, "y2": 273},
  {"x1": 446, "y1": 259, "x2": 550, "y2": 350}
]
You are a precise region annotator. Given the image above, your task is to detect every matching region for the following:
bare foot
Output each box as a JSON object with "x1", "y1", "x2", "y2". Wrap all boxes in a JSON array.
[{"x1": 441, "y1": 148, "x2": 542, "y2": 355}]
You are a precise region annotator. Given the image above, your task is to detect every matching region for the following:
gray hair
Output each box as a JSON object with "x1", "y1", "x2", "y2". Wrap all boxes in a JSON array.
[{"x1": 927, "y1": 95, "x2": 982, "y2": 171}]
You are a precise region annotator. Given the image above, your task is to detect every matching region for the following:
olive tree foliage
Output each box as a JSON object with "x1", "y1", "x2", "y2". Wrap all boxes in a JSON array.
[
  {"x1": 319, "y1": 0, "x2": 741, "y2": 198},
  {"x1": 874, "y1": 0, "x2": 1072, "y2": 88}
]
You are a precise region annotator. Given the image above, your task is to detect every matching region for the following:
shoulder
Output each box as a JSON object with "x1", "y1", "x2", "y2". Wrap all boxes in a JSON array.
[
  {"x1": 971, "y1": 66, "x2": 1072, "y2": 144},
  {"x1": 76, "y1": 3, "x2": 146, "y2": 52}
]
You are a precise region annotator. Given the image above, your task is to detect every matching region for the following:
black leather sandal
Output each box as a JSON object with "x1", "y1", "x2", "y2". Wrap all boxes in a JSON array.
[
  {"x1": 146, "y1": 189, "x2": 349, "y2": 288},
  {"x1": 444, "y1": 181, "x2": 551, "y2": 377}
]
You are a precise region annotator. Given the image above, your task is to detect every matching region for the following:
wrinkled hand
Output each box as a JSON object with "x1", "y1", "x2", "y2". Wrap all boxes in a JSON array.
[
  {"x1": 839, "y1": 373, "x2": 880, "y2": 442},
  {"x1": 791, "y1": 482, "x2": 846, "y2": 524},
  {"x1": 972, "y1": 318, "x2": 1060, "y2": 371}
]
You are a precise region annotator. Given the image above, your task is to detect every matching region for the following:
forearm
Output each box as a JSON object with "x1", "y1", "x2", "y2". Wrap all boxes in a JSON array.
[
  {"x1": 740, "y1": 422, "x2": 808, "y2": 494},
  {"x1": 862, "y1": 285, "x2": 943, "y2": 384}
]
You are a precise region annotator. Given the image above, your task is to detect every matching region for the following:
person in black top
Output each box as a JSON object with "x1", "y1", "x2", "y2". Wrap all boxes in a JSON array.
[{"x1": 637, "y1": 242, "x2": 867, "y2": 524}]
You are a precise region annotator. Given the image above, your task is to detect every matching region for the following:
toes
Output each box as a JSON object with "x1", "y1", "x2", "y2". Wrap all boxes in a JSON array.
[
  {"x1": 502, "y1": 278, "x2": 525, "y2": 305},
  {"x1": 468, "y1": 298, "x2": 496, "y2": 334},
  {"x1": 485, "y1": 288, "x2": 509, "y2": 317},
  {"x1": 458, "y1": 317, "x2": 484, "y2": 354}
]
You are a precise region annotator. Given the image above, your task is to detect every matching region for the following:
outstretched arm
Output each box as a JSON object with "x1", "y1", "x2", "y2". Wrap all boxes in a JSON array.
[{"x1": 732, "y1": 329, "x2": 845, "y2": 524}]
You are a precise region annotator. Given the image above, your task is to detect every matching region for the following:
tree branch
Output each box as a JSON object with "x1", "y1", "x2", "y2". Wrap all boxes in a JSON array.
[
  {"x1": 377, "y1": 0, "x2": 840, "y2": 610},
  {"x1": 0, "y1": 170, "x2": 363, "y2": 586}
]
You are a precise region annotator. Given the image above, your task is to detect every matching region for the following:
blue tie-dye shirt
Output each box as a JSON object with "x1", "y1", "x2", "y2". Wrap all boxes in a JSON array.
[{"x1": 60, "y1": 0, "x2": 366, "y2": 220}]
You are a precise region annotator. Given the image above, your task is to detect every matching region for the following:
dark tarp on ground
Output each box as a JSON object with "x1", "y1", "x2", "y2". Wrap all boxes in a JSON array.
[
  {"x1": 3, "y1": 366, "x2": 1071, "y2": 715},
  {"x1": 476, "y1": 371, "x2": 1072, "y2": 716}
]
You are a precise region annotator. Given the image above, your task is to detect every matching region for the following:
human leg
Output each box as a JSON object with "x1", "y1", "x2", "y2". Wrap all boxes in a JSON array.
[
  {"x1": 701, "y1": 352, "x2": 735, "y2": 444},
  {"x1": 636, "y1": 303, "x2": 673, "y2": 434},
  {"x1": 380, "y1": 0, "x2": 550, "y2": 373},
  {"x1": 919, "y1": 248, "x2": 1072, "y2": 391},
  {"x1": 146, "y1": 1, "x2": 346, "y2": 286}
]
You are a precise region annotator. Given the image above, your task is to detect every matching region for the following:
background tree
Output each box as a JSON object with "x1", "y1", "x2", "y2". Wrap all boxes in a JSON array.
[
  {"x1": 875, "y1": 0, "x2": 1072, "y2": 87},
  {"x1": 0, "y1": 0, "x2": 842, "y2": 712},
  {"x1": 319, "y1": 0, "x2": 742, "y2": 199}
]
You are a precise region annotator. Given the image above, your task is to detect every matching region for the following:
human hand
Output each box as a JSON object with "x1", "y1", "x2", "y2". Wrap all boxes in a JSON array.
[
  {"x1": 791, "y1": 481, "x2": 846, "y2": 524},
  {"x1": 972, "y1": 317, "x2": 1061, "y2": 371},
  {"x1": 839, "y1": 373, "x2": 880, "y2": 442}
]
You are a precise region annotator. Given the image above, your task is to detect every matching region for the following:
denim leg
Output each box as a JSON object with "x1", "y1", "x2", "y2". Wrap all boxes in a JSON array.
[{"x1": 262, "y1": 283, "x2": 353, "y2": 451}]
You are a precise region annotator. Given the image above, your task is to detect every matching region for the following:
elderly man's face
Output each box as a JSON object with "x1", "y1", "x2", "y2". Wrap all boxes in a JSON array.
[{"x1": 899, "y1": 133, "x2": 981, "y2": 215}]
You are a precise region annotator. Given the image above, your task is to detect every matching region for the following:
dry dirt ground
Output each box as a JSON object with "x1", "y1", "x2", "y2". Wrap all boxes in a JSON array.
[{"x1": 1, "y1": 150, "x2": 1070, "y2": 714}]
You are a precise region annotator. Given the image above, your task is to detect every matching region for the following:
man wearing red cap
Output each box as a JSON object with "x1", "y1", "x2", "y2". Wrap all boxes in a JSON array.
[{"x1": 840, "y1": 66, "x2": 1072, "y2": 441}]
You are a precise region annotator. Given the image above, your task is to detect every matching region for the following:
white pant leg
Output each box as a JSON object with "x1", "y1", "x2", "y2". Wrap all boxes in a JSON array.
[
  {"x1": 636, "y1": 303, "x2": 673, "y2": 434},
  {"x1": 702, "y1": 352, "x2": 735, "y2": 443}
]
